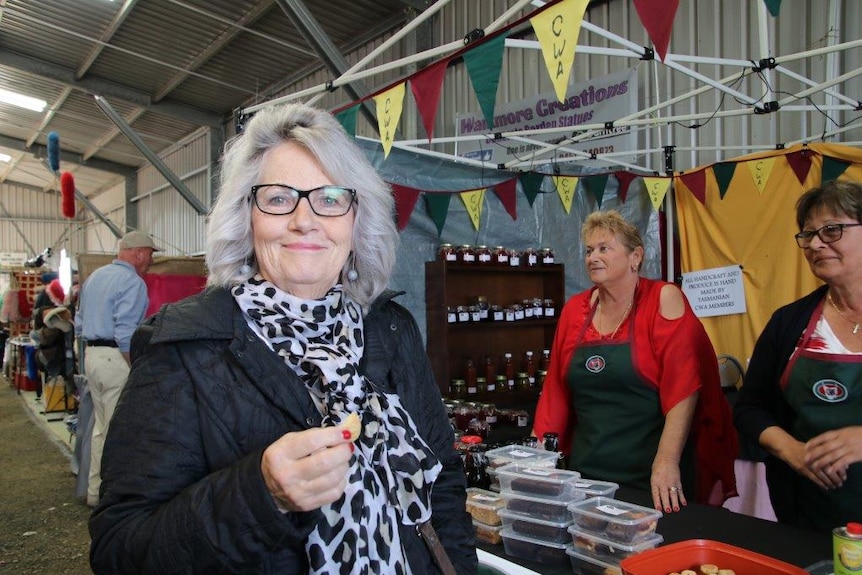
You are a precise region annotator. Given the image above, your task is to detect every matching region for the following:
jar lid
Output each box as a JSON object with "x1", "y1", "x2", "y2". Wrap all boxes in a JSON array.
[
  {"x1": 461, "y1": 435, "x2": 484, "y2": 444},
  {"x1": 848, "y1": 522, "x2": 862, "y2": 535}
]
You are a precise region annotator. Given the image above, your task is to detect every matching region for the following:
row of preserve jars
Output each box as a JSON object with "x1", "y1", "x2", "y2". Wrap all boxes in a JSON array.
[{"x1": 438, "y1": 244, "x2": 554, "y2": 267}]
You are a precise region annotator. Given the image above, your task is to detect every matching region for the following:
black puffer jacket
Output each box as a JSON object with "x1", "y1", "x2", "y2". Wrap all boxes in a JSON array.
[{"x1": 89, "y1": 287, "x2": 476, "y2": 574}]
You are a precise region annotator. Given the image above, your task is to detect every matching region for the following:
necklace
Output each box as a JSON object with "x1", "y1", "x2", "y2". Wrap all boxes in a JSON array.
[
  {"x1": 597, "y1": 297, "x2": 634, "y2": 339},
  {"x1": 827, "y1": 291, "x2": 861, "y2": 334}
]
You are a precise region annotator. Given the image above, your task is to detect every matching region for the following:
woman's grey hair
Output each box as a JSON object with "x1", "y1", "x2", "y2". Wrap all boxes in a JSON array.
[
  {"x1": 795, "y1": 180, "x2": 862, "y2": 229},
  {"x1": 206, "y1": 102, "x2": 398, "y2": 310}
]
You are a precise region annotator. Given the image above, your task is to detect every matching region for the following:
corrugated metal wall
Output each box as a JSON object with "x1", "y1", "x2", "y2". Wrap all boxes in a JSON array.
[{"x1": 0, "y1": 181, "x2": 86, "y2": 260}]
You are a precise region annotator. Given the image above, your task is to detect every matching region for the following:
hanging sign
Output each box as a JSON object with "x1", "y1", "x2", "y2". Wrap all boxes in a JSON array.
[
  {"x1": 681, "y1": 264, "x2": 747, "y2": 318},
  {"x1": 0, "y1": 252, "x2": 27, "y2": 267}
]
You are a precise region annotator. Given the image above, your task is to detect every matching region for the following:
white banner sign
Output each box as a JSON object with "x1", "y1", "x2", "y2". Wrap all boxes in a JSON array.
[
  {"x1": 0, "y1": 252, "x2": 27, "y2": 267},
  {"x1": 455, "y1": 67, "x2": 638, "y2": 167},
  {"x1": 682, "y1": 265, "x2": 747, "y2": 318}
]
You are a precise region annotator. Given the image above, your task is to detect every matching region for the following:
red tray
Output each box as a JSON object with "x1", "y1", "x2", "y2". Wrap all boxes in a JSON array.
[{"x1": 620, "y1": 539, "x2": 808, "y2": 575}]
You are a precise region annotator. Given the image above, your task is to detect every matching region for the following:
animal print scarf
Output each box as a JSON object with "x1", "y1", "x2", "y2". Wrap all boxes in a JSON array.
[{"x1": 232, "y1": 276, "x2": 442, "y2": 574}]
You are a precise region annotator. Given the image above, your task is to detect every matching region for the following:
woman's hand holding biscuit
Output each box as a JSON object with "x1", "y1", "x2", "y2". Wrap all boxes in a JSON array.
[{"x1": 261, "y1": 426, "x2": 355, "y2": 512}]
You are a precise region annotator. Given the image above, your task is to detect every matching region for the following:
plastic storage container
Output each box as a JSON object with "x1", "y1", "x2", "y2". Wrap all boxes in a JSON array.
[
  {"x1": 473, "y1": 520, "x2": 504, "y2": 545},
  {"x1": 619, "y1": 539, "x2": 809, "y2": 575},
  {"x1": 495, "y1": 463, "x2": 582, "y2": 501},
  {"x1": 573, "y1": 478, "x2": 620, "y2": 499},
  {"x1": 500, "y1": 527, "x2": 572, "y2": 567},
  {"x1": 484, "y1": 444, "x2": 559, "y2": 472},
  {"x1": 569, "y1": 525, "x2": 663, "y2": 564},
  {"x1": 567, "y1": 545, "x2": 622, "y2": 575},
  {"x1": 498, "y1": 508, "x2": 573, "y2": 544},
  {"x1": 466, "y1": 487, "x2": 506, "y2": 526},
  {"x1": 568, "y1": 497, "x2": 662, "y2": 544},
  {"x1": 502, "y1": 491, "x2": 578, "y2": 522}
]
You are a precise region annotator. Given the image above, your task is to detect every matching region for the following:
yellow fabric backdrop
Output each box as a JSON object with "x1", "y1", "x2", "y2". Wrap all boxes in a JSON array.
[{"x1": 676, "y1": 143, "x2": 862, "y2": 367}]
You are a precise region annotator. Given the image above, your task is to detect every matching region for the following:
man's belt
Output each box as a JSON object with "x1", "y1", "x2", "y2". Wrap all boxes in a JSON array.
[{"x1": 86, "y1": 339, "x2": 118, "y2": 347}]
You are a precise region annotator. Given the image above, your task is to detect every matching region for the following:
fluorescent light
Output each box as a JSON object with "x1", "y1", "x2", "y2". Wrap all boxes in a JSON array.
[
  {"x1": 0, "y1": 88, "x2": 47, "y2": 112},
  {"x1": 0, "y1": 153, "x2": 11, "y2": 162},
  {"x1": 531, "y1": 0, "x2": 546, "y2": 6}
]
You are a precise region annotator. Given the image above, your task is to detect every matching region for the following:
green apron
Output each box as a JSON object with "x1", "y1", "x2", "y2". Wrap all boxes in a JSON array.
[
  {"x1": 780, "y1": 300, "x2": 862, "y2": 530},
  {"x1": 566, "y1": 300, "x2": 694, "y2": 491}
]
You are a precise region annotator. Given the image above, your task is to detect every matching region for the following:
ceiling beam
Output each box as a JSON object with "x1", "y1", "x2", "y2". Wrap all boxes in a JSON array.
[
  {"x1": 0, "y1": 49, "x2": 224, "y2": 128},
  {"x1": 0, "y1": 133, "x2": 135, "y2": 176},
  {"x1": 273, "y1": 0, "x2": 377, "y2": 129}
]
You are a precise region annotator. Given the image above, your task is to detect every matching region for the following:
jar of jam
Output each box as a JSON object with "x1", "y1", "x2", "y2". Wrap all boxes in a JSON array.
[
  {"x1": 543, "y1": 432, "x2": 559, "y2": 453},
  {"x1": 508, "y1": 248, "x2": 521, "y2": 267},
  {"x1": 480, "y1": 403, "x2": 498, "y2": 424},
  {"x1": 475, "y1": 245, "x2": 492, "y2": 265},
  {"x1": 450, "y1": 379, "x2": 466, "y2": 399},
  {"x1": 468, "y1": 419, "x2": 490, "y2": 440},
  {"x1": 456, "y1": 305, "x2": 470, "y2": 323},
  {"x1": 438, "y1": 243, "x2": 456, "y2": 262},
  {"x1": 531, "y1": 298, "x2": 544, "y2": 319},
  {"x1": 512, "y1": 304, "x2": 525, "y2": 321},
  {"x1": 446, "y1": 306, "x2": 457, "y2": 324},
  {"x1": 543, "y1": 298, "x2": 556, "y2": 318},
  {"x1": 514, "y1": 409, "x2": 529, "y2": 428},
  {"x1": 540, "y1": 247, "x2": 555, "y2": 265},
  {"x1": 454, "y1": 404, "x2": 476, "y2": 431},
  {"x1": 494, "y1": 374, "x2": 507, "y2": 393},
  {"x1": 522, "y1": 298, "x2": 535, "y2": 319},
  {"x1": 521, "y1": 436, "x2": 539, "y2": 449},
  {"x1": 515, "y1": 372, "x2": 531, "y2": 391},
  {"x1": 457, "y1": 244, "x2": 475, "y2": 264},
  {"x1": 468, "y1": 305, "x2": 481, "y2": 323},
  {"x1": 523, "y1": 247, "x2": 539, "y2": 267},
  {"x1": 536, "y1": 369, "x2": 547, "y2": 388},
  {"x1": 475, "y1": 376, "x2": 487, "y2": 394},
  {"x1": 492, "y1": 246, "x2": 509, "y2": 266},
  {"x1": 473, "y1": 296, "x2": 490, "y2": 321},
  {"x1": 490, "y1": 305, "x2": 504, "y2": 322},
  {"x1": 505, "y1": 306, "x2": 516, "y2": 322}
]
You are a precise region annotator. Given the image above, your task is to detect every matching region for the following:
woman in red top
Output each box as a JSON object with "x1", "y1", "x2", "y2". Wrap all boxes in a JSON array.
[{"x1": 532, "y1": 210, "x2": 737, "y2": 513}]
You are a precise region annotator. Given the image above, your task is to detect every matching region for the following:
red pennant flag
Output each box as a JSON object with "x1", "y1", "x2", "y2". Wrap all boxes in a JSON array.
[
  {"x1": 493, "y1": 178, "x2": 518, "y2": 221},
  {"x1": 409, "y1": 60, "x2": 449, "y2": 143},
  {"x1": 391, "y1": 184, "x2": 422, "y2": 231},
  {"x1": 614, "y1": 171, "x2": 638, "y2": 204},
  {"x1": 785, "y1": 149, "x2": 813, "y2": 185},
  {"x1": 678, "y1": 169, "x2": 707, "y2": 205},
  {"x1": 633, "y1": 0, "x2": 680, "y2": 62}
]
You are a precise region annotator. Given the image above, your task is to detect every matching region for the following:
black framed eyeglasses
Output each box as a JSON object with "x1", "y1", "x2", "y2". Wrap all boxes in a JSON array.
[
  {"x1": 794, "y1": 223, "x2": 862, "y2": 248},
  {"x1": 251, "y1": 184, "x2": 356, "y2": 217}
]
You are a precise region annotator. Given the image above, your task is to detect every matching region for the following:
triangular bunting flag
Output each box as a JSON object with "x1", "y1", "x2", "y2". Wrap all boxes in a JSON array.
[
  {"x1": 424, "y1": 192, "x2": 452, "y2": 236},
  {"x1": 409, "y1": 59, "x2": 449, "y2": 142},
  {"x1": 335, "y1": 105, "x2": 359, "y2": 137},
  {"x1": 632, "y1": 0, "x2": 680, "y2": 62},
  {"x1": 642, "y1": 176, "x2": 671, "y2": 211},
  {"x1": 463, "y1": 33, "x2": 507, "y2": 129},
  {"x1": 583, "y1": 174, "x2": 609, "y2": 208},
  {"x1": 531, "y1": 0, "x2": 590, "y2": 103},
  {"x1": 460, "y1": 189, "x2": 486, "y2": 231},
  {"x1": 822, "y1": 155, "x2": 851, "y2": 184},
  {"x1": 373, "y1": 82, "x2": 406, "y2": 158},
  {"x1": 391, "y1": 184, "x2": 422, "y2": 231},
  {"x1": 493, "y1": 178, "x2": 518, "y2": 220},
  {"x1": 552, "y1": 175, "x2": 579, "y2": 214},
  {"x1": 614, "y1": 171, "x2": 638, "y2": 204},
  {"x1": 677, "y1": 170, "x2": 707, "y2": 205},
  {"x1": 519, "y1": 171, "x2": 545, "y2": 206},
  {"x1": 713, "y1": 162, "x2": 737, "y2": 199},
  {"x1": 746, "y1": 156, "x2": 777, "y2": 195},
  {"x1": 763, "y1": 0, "x2": 782, "y2": 16},
  {"x1": 785, "y1": 148, "x2": 813, "y2": 185}
]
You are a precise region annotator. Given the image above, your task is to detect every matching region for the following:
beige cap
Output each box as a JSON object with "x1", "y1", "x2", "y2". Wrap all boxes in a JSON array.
[{"x1": 119, "y1": 231, "x2": 162, "y2": 251}]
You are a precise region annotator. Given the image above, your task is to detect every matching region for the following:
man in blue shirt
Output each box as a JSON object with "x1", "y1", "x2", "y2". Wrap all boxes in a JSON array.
[{"x1": 76, "y1": 230, "x2": 160, "y2": 507}]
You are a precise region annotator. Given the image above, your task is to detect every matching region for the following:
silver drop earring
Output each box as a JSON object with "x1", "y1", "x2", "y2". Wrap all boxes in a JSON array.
[{"x1": 346, "y1": 252, "x2": 358, "y2": 281}]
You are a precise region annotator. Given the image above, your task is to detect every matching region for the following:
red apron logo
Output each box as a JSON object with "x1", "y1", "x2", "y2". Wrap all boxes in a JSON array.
[
  {"x1": 585, "y1": 355, "x2": 606, "y2": 373},
  {"x1": 812, "y1": 379, "x2": 848, "y2": 403}
]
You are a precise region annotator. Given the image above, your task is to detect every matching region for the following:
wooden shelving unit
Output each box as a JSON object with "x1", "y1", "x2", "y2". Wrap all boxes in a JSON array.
[{"x1": 425, "y1": 260, "x2": 565, "y2": 407}]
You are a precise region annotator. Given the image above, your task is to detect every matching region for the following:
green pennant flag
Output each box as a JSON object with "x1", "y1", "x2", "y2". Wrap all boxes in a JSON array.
[
  {"x1": 424, "y1": 192, "x2": 452, "y2": 237},
  {"x1": 463, "y1": 33, "x2": 507, "y2": 129},
  {"x1": 713, "y1": 162, "x2": 737, "y2": 200},
  {"x1": 519, "y1": 171, "x2": 545, "y2": 207},
  {"x1": 763, "y1": 0, "x2": 782, "y2": 16},
  {"x1": 335, "y1": 105, "x2": 359, "y2": 137},
  {"x1": 821, "y1": 155, "x2": 851, "y2": 184},
  {"x1": 584, "y1": 174, "x2": 609, "y2": 208}
]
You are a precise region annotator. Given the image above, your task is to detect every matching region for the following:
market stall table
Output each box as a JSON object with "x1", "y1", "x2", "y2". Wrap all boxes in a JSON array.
[{"x1": 477, "y1": 486, "x2": 831, "y2": 574}]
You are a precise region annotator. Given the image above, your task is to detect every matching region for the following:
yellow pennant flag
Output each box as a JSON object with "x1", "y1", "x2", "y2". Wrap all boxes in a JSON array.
[
  {"x1": 553, "y1": 176, "x2": 579, "y2": 214},
  {"x1": 642, "y1": 177, "x2": 671, "y2": 211},
  {"x1": 747, "y1": 157, "x2": 777, "y2": 195},
  {"x1": 530, "y1": 0, "x2": 589, "y2": 103},
  {"x1": 460, "y1": 189, "x2": 485, "y2": 230},
  {"x1": 373, "y1": 83, "x2": 406, "y2": 158}
]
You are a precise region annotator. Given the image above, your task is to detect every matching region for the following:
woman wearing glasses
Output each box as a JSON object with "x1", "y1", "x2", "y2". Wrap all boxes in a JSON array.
[
  {"x1": 90, "y1": 103, "x2": 476, "y2": 574},
  {"x1": 734, "y1": 179, "x2": 862, "y2": 531}
]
